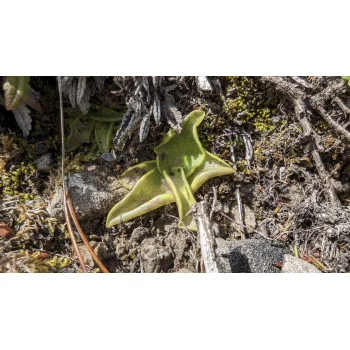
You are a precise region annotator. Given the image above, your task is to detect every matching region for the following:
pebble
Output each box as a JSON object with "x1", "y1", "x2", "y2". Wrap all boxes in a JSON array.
[{"x1": 35, "y1": 153, "x2": 53, "y2": 171}]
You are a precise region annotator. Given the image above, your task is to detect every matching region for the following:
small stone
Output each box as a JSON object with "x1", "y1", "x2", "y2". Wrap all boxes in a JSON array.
[
  {"x1": 47, "y1": 165, "x2": 127, "y2": 221},
  {"x1": 35, "y1": 153, "x2": 53, "y2": 171},
  {"x1": 282, "y1": 255, "x2": 321, "y2": 273},
  {"x1": 131, "y1": 227, "x2": 149, "y2": 243},
  {"x1": 196, "y1": 76, "x2": 212, "y2": 93}
]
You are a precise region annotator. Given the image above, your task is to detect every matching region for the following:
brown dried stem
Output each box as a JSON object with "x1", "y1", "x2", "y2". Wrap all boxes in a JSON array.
[
  {"x1": 334, "y1": 96, "x2": 350, "y2": 115},
  {"x1": 63, "y1": 197, "x2": 88, "y2": 273},
  {"x1": 66, "y1": 192, "x2": 110, "y2": 273},
  {"x1": 314, "y1": 103, "x2": 350, "y2": 141}
]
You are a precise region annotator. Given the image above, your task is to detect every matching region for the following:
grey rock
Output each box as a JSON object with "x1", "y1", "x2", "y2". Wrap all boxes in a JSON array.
[
  {"x1": 216, "y1": 238, "x2": 285, "y2": 273},
  {"x1": 131, "y1": 227, "x2": 150, "y2": 243},
  {"x1": 35, "y1": 153, "x2": 53, "y2": 171},
  {"x1": 47, "y1": 165, "x2": 127, "y2": 221},
  {"x1": 140, "y1": 238, "x2": 174, "y2": 273},
  {"x1": 282, "y1": 255, "x2": 321, "y2": 273}
]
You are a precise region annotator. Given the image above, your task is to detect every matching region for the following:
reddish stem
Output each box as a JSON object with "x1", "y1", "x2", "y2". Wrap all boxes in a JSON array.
[
  {"x1": 63, "y1": 199, "x2": 88, "y2": 273},
  {"x1": 66, "y1": 192, "x2": 110, "y2": 273}
]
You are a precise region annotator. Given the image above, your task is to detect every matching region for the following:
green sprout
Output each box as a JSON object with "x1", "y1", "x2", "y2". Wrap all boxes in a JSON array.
[{"x1": 65, "y1": 105, "x2": 124, "y2": 153}]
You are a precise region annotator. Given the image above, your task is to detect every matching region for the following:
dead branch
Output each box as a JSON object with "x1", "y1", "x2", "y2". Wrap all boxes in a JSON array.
[
  {"x1": 291, "y1": 76, "x2": 312, "y2": 90},
  {"x1": 242, "y1": 132, "x2": 253, "y2": 168},
  {"x1": 334, "y1": 96, "x2": 350, "y2": 115},
  {"x1": 194, "y1": 201, "x2": 219, "y2": 273},
  {"x1": 236, "y1": 189, "x2": 247, "y2": 239},
  {"x1": 314, "y1": 103, "x2": 350, "y2": 141}
]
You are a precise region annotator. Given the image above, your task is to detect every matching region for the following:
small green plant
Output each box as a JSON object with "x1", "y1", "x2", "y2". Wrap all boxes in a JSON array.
[
  {"x1": 0, "y1": 76, "x2": 42, "y2": 137},
  {"x1": 65, "y1": 105, "x2": 124, "y2": 153},
  {"x1": 106, "y1": 110, "x2": 234, "y2": 231}
]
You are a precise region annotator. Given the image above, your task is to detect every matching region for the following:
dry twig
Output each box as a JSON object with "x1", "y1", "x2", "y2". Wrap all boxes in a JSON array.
[
  {"x1": 66, "y1": 193, "x2": 109, "y2": 273},
  {"x1": 263, "y1": 76, "x2": 341, "y2": 207},
  {"x1": 194, "y1": 201, "x2": 219, "y2": 273}
]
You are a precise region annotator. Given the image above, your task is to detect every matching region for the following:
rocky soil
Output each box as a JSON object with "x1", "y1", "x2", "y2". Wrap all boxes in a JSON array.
[{"x1": 1, "y1": 76, "x2": 350, "y2": 273}]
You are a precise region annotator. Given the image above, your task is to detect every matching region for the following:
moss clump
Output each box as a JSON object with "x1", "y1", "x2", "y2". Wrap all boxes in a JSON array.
[
  {"x1": 0, "y1": 250, "x2": 72, "y2": 273},
  {"x1": 223, "y1": 77, "x2": 277, "y2": 133},
  {"x1": 0, "y1": 161, "x2": 37, "y2": 199},
  {"x1": 64, "y1": 149, "x2": 98, "y2": 174},
  {"x1": 0, "y1": 134, "x2": 40, "y2": 200}
]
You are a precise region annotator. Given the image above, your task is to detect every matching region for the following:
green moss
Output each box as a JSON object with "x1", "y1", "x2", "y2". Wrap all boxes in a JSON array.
[
  {"x1": 64, "y1": 149, "x2": 98, "y2": 174},
  {"x1": 223, "y1": 77, "x2": 277, "y2": 133},
  {"x1": 0, "y1": 162, "x2": 37, "y2": 199},
  {"x1": 315, "y1": 120, "x2": 330, "y2": 132},
  {"x1": 0, "y1": 250, "x2": 72, "y2": 273}
]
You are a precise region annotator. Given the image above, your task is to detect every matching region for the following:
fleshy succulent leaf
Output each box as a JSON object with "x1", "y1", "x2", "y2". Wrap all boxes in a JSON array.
[
  {"x1": 66, "y1": 116, "x2": 97, "y2": 152},
  {"x1": 188, "y1": 150, "x2": 235, "y2": 192},
  {"x1": 65, "y1": 105, "x2": 123, "y2": 152},
  {"x1": 120, "y1": 160, "x2": 157, "y2": 190},
  {"x1": 163, "y1": 167, "x2": 197, "y2": 231},
  {"x1": 106, "y1": 168, "x2": 174, "y2": 227},
  {"x1": 155, "y1": 110, "x2": 206, "y2": 177},
  {"x1": 89, "y1": 105, "x2": 124, "y2": 122},
  {"x1": 95, "y1": 121, "x2": 116, "y2": 154}
]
